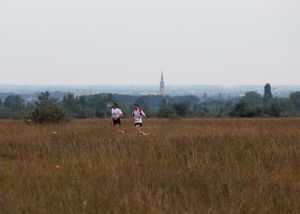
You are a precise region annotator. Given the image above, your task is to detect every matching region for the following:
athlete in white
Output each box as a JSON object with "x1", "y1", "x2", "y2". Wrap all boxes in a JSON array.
[
  {"x1": 111, "y1": 103, "x2": 125, "y2": 133},
  {"x1": 111, "y1": 108, "x2": 123, "y2": 120},
  {"x1": 132, "y1": 109, "x2": 145, "y2": 124},
  {"x1": 132, "y1": 103, "x2": 148, "y2": 136}
]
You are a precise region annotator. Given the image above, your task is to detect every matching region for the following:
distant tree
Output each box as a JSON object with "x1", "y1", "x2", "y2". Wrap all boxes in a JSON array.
[
  {"x1": 2, "y1": 95, "x2": 26, "y2": 119},
  {"x1": 171, "y1": 95, "x2": 199, "y2": 106},
  {"x1": 243, "y1": 91, "x2": 263, "y2": 106},
  {"x1": 270, "y1": 98, "x2": 292, "y2": 116},
  {"x1": 0, "y1": 106, "x2": 10, "y2": 119},
  {"x1": 77, "y1": 107, "x2": 95, "y2": 119},
  {"x1": 157, "y1": 98, "x2": 178, "y2": 118},
  {"x1": 63, "y1": 94, "x2": 77, "y2": 110},
  {"x1": 230, "y1": 101, "x2": 260, "y2": 117},
  {"x1": 269, "y1": 99, "x2": 281, "y2": 117},
  {"x1": 113, "y1": 94, "x2": 139, "y2": 106},
  {"x1": 24, "y1": 102, "x2": 35, "y2": 116},
  {"x1": 141, "y1": 104, "x2": 155, "y2": 118},
  {"x1": 197, "y1": 99, "x2": 238, "y2": 117},
  {"x1": 290, "y1": 91, "x2": 300, "y2": 113},
  {"x1": 107, "y1": 93, "x2": 113, "y2": 102},
  {"x1": 159, "y1": 98, "x2": 168, "y2": 109},
  {"x1": 63, "y1": 93, "x2": 113, "y2": 119},
  {"x1": 135, "y1": 95, "x2": 164, "y2": 110},
  {"x1": 262, "y1": 99, "x2": 281, "y2": 117},
  {"x1": 91, "y1": 94, "x2": 108, "y2": 118},
  {"x1": 78, "y1": 96, "x2": 86, "y2": 106},
  {"x1": 202, "y1": 93, "x2": 208, "y2": 101},
  {"x1": 263, "y1": 83, "x2": 273, "y2": 103},
  {"x1": 157, "y1": 106, "x2": 178, "y2": 118},
  {"x1": 95, "y1": 107, "x2": 105, "y2": 118},
  {"x1": 29, "y1": 91, "x2": 66, "y2": 123},
  {"x1": 63, "y1": 94, "x2": 79, "y2": 117},
  {"x1": 172, "y1": 101, "x2": 190, "y2": 117},
  {"x1": 4, "y1": 95, "x2": 24, "y2": 112},
  {"x1": 193, "y1": 104, "x2": 210, "y2": 117}
]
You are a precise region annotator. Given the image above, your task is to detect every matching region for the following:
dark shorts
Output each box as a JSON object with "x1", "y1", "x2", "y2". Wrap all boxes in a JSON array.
[
  {"x1": 113, "y1": 119, "x2": 121, "y2": 126},
  {"x1": 134, "y1": 123, "x2": 143, "y2": 127}
]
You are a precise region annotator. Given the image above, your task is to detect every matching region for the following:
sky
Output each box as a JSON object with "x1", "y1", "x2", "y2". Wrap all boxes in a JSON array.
[{"x1": 0, "y1": 0, "x2": 299, "y2": 85}]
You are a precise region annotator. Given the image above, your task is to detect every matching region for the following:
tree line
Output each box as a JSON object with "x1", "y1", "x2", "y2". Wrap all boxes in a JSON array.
[{"x1": 1, "y1": 85, "x2": 300, "y2": 123}]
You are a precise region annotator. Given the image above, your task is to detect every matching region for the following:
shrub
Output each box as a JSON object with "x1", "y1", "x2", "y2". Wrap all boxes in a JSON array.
[
  {"x1": 157, "y1": 106, "x2": 179, "y2": 119},
  {"x1": 29, "y1": 91, "x2": 67, "y2": 123},
  {"x1": 0, "y1": 106, "x2": 10, "y2": 119},
  {"x1": 230, "y1": 101, "x2": 261, "y2": 117},
  {"x1": 172, "y1": 101, "x2": 190, "y2": 117}
]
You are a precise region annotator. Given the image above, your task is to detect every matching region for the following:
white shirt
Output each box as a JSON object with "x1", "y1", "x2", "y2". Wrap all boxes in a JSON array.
[
  {"x1": 132, "y1": 109, "x2": 145, "y2": 123},
  {"x1": 111, "y1": 108, "x2": 122, "y2": 120}
]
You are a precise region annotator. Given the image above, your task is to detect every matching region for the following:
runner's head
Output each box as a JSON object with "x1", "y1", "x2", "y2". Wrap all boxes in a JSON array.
[
  {"x1": 112, "y1": 103, "x2": 118, "y2": 109},
  {"x1": 134, "y1": 103, "x2": 139, "y2": 110}
]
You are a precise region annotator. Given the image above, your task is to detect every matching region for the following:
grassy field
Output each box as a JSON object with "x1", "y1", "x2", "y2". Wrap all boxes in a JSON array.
[{"x1": 0, "y1": 119, "x2": 300, "y2": 213}]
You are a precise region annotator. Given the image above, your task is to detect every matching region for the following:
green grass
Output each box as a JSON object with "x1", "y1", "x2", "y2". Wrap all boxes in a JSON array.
[{"x1": 0, "y1": 119, "x2": 300, "y2": 213}]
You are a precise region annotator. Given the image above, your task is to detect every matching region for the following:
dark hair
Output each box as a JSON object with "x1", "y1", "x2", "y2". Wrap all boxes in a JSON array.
[
  {"x1": 134, "y1": 103, "x2": 139, "y2": 107},
  {"x1": 113, "y1": 103, "x2": 118, "y2": 107}
]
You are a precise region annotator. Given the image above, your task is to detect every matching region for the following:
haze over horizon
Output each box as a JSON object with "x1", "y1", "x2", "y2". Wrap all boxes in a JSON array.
[{"x1": 1, "y1": 0, "x2": 299, "y2": 86}]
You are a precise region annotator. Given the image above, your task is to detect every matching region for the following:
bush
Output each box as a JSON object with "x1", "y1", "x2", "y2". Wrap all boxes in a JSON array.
[
  {"x1": 29, "y1": 91, "x2": 67, "y2": 123},
  {"x1": 290, "y1": 91, "x2": 300, "y2": 113},
  {"x1": 77, "y1": 107, "x2": 95, "y2": 119},
  {"x1": 193, "y1": 104, "x2": 210, "y2": 117},
  {"x1": 230, "y1": 101, "x2": 261, "y2": 117},
  {"x1": 172, "y1": 102, "x2": 190, "y2": 117},
  {"x1": 157, "y1": 106, "x2": 179, "y2": 119},
  {"x1": 269, "y1": 102, "x2": 281, "y2": 117},
  {"x1": 0, "y1": 107, "x2": 10, "y2": 119}
]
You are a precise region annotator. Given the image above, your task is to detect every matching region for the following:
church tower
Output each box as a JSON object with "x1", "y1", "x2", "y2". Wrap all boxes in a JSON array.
[{"x1": 159, "y1": 72, "x2": 165, "y2": 96}]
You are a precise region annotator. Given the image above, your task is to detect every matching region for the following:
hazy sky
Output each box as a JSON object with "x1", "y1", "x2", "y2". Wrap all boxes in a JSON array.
[{"x1": 0, "y1": 0, "x2": 299, "y2": 85}]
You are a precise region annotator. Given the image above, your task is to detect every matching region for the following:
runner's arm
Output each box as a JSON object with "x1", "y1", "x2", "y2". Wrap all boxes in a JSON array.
[{"x1": 141, "y1": 111, "x2": 146, "y2": 117}]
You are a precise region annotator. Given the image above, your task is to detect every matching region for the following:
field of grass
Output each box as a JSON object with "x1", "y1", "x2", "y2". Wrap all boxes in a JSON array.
[{"x1": 0, "y1": 118, "x2": 300, "y2": 213}]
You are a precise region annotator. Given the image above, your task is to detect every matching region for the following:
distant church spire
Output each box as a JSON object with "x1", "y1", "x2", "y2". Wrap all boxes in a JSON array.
[{"x1": 159, "y1": 71, "x2": 165, "y2": 96}]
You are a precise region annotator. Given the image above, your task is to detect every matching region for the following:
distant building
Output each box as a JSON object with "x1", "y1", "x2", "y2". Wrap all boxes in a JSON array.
[
  {"x1": 25, "y1": 97, "x2": 38, "y2": 103},
  {"x1": 159, "y1": 72, "x2": 165, "y2": 96},
  {"x1": 74, "y1": 91, "x2": 99, "y2": 98},
  {"x1": 263, "y1": 83, "x2": 273, "y2": 102}
]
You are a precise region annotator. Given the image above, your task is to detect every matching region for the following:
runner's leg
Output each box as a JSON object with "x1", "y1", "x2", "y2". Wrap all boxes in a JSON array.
[
  {"x1": 116, "y1": 124, "x2": 125, "y2": 134},
  {"x1": 135, "y1": 124, "x2": 148, "y2": 136}
]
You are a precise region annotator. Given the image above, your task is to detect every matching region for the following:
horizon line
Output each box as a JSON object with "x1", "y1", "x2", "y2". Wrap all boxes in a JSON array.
[{"x1": 1, "y1": 83, "x2": 300, "y2": 87}]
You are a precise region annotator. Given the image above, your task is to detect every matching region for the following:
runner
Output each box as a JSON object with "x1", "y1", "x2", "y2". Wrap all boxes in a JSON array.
[
  {"x1": 132, "y1": 103, "x2": 148, "y2": 136},
  {"x1": 111, "y1": 103, "x2": 125, "y2": 134}
]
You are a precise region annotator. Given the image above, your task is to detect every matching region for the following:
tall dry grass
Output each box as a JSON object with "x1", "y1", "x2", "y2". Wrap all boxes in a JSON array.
[{"x1": 0, "y1": 119, "x2": 300, "y2": 213}]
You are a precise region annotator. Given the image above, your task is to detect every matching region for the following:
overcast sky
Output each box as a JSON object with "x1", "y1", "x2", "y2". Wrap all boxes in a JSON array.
[{"x1": 0, "y1": 0, "x2": 299, "y2": 85}]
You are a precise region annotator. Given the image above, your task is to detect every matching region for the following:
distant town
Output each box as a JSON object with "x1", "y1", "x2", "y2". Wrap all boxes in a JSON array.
[{"x1": 0, "y1": 83, "x2": 300, "y2": 103}]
